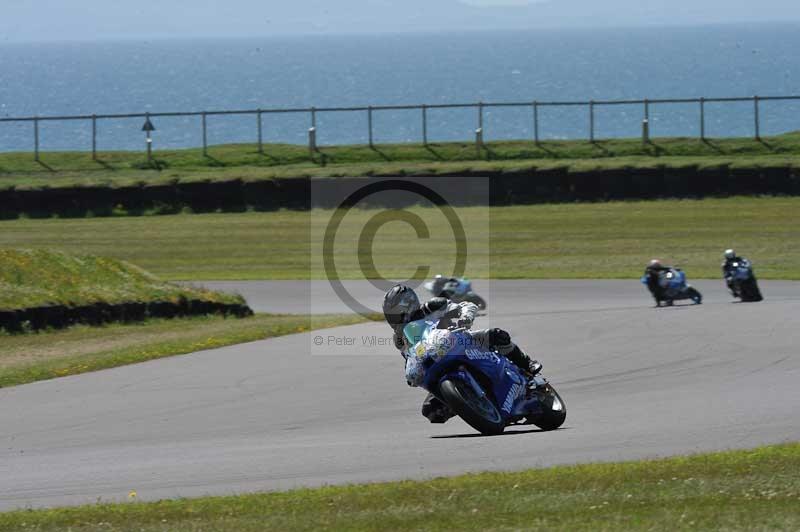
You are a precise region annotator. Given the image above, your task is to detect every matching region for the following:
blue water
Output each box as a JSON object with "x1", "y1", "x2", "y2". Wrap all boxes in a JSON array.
[{"x1": 1, "y1": 24, "x2": 800, "y2": 152}]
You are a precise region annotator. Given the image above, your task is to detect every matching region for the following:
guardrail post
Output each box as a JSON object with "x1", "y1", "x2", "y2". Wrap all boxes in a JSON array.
[
  {"x1": 754, "y1": 95, "x2": 761, "y2": 140},
  {"x1": 34, "y1": 117, "x2": 40, "y2": 161},
  {"x1": 308, "y1": 127, "x2": 317, "y2": 156},
  {"x1": 589, "y1": 100, "x2": 595, "y2": 142},
  {"x1": 91, "y1": 114, "x2": 97, "y2": 159},
  {"x1": 368, "y1": 106, "x2": 373, "y2": 148},
  {"x1": 257, "y1": 109, "x2": 263, "y2": 154},
  {"x1": 202, "y1": 112, "x2": 208, "y2": 156},
  {"x1": 700, "y1": 98, "x2": 706, "y2": 140},
  {"x1": 145, "y1": 113, "x2": 153, "y2": 163},
  {"x1": 533, "y1": 101, "x2": 539, "y2": 144},
  {"x1": 478, "y1": 102, "x2": 484, "y2": 133},
  {"x1": 422, "y1": 105, "x2": 428, "y2": 146}
]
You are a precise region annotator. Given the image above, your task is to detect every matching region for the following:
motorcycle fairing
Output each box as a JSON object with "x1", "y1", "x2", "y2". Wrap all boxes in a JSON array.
[{"x1": 404, "y1": 319, "x2": 539, "y2": 421}]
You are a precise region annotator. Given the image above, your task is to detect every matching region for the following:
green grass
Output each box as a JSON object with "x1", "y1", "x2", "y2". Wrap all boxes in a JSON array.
[
  {"x1": 1, "y1": 133, "x2": 800, "y2": 189},
  {"x1": 0, "y1": 249, "x2": 244, "y2": 311},
  {"x1": 0, "y1": 197, "x2": 797, "y2": 280},
  {"x1": 2, "y1": 442, "x2": 798, "y2": 531},
  {"x1": 0, "y1": 313, "x2": 369, "y2": 388}
]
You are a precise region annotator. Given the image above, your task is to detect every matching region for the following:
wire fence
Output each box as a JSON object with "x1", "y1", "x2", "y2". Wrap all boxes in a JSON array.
[{"x1": 1, "y1": 95, "x2": 799, "y2": 161}]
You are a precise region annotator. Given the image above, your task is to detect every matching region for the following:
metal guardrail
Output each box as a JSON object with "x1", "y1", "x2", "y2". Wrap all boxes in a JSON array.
[{"x1": 2, "y1": 95, "x2": 798, "y2": 161}]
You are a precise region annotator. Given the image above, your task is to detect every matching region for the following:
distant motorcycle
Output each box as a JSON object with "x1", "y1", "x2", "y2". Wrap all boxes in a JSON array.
[
  {"x1": 726, "y1": 259, "x2": 763, "y2": 302},
  {"x1": 423, "y1": 277, "x2": 487, "y2": 310},
  {"x1": 641, "y1": 268, "x2": 702, "y2": 306},
  {"x1": 403, "y1": 318, "x2": 566, "y2": 435}
]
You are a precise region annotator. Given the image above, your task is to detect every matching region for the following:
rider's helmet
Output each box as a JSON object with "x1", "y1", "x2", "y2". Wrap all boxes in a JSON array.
[
  {"x1": 648, "y1": 259, "x2": 662, "y2": 269},
  {"x1": 383, "y1": 285, "x2": 421, "y2": 327},
  {"x1": 724, "y1": 249, "x2": 736, "y2": 260}
]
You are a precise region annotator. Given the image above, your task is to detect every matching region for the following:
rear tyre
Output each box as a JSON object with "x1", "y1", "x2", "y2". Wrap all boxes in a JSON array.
[
  {"x1": 464, "y1": 293, "x2": 487, "y2": 311},
  {"x1": 741, "y1": 278, "x2": 763, "y2": 302},
  {"x1": 439, "y1": 378, "x2": 505, "y2": 435}
]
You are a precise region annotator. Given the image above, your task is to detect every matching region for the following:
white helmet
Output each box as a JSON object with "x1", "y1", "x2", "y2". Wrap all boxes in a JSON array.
[{"x1": 724, "y1": 249, "x2": 736, "y2": 260}]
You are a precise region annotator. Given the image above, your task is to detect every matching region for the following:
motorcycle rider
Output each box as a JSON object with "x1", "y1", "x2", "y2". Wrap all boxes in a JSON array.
[
  {"x1": 382, "y1": 284, "x2": 541, "y2": 423},
  {"x1": 721, "y1": 249, "x2": 757, "y2": 295},
  {"x1": 429, "y1": 274, "x2": 460, "y2": 298},
  {"x1": 643, "y1": 259, "x2": 672, "y2": 305}
]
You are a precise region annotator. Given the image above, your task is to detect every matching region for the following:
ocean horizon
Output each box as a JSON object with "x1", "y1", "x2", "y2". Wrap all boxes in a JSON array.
[{"x1": 2, "y1": 23, "x2": 799, "y2": 152}]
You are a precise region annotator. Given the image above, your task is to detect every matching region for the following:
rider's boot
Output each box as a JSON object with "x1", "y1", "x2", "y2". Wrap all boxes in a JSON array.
[
  {"x1": 505, "y1": 345, "x2": 542, "y2": 378},
  {"x1": 421, "y1": 393, "x2": 455, "y2": 424}
]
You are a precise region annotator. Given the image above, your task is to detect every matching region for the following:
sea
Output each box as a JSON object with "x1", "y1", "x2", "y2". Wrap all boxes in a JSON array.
[{"x1": 1, "y1": 23, "x2": 799, "y2": 152}]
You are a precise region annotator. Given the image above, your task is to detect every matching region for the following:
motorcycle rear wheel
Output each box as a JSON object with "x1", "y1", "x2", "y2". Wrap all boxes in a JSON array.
[
  {"x1": 439, "y1": 378, "x2": 505, "y2": 435},
  {"x1": 740, "y1": 278, "x2": 763, "y2": 302}
]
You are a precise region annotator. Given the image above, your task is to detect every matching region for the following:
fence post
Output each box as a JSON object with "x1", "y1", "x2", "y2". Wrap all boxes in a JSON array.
[
  {"x1": 475, "y1": 127, "x2": 483, "y2": 157},
  {"x1": 34, "y1": 117, "x2": 40, "y2": 162},
  {"x1": 422, "y1": 105, "x2": 428, "y2": 146},
  {"x1": 643, "y1": 99, "x2": 650, "y2": 141},
  {"x1": 589, "y1": 100, "x2": 595, "y2": 142},
  {"x1": 311, "y1": 107, "x2": 317, "y2": 129},
  {"x1": 202, "y1": 112, "x2": 208, "y2": 156},
  {"x1": 308, "y1": 127, "x2": 317, "y2": 156},
  {"x1": 368, "y1": 106, "x2": 373, "y2": 148},
  {"x1": 700, "y1": 98, "x2": 705, "y2": 140},
  {"x1": 257, "y1": 109, "x2": 263, "y2": 154},
  {"x1": 478, "y1": 102, "x2": 484, "y2": 133},
  {"x1": 533, "y1": 101, "x2": 539, "y2": 144},
  {"x1": 92, "y1": 114, "x2": 97, "y2": 160},
  {"x1": 145, "y1": 113, "x2": 153, "y2": 163},
  {"x1": 754, "y1": 95, "x2": 761, "y2": 140}
]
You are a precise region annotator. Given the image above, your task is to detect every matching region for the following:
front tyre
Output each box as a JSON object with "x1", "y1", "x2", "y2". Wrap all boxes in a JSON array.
[
  {"x1": 439, "y1": 378, "x2": 505, "y2": 435},
  {"x1": 528, "y1": 384, "x2": 567, "y2": 431},
  {"x1": 688, "y1": 287, "x2": 702, "y2": 304},
  {"x1": 464, "y1": 293, "x2": 487, "y2": 311}
]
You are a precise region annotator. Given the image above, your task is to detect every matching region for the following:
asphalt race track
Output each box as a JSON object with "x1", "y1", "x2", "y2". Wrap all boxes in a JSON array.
[{"x1": 2, "y1": 280, "x2": 799, "y2": 510}]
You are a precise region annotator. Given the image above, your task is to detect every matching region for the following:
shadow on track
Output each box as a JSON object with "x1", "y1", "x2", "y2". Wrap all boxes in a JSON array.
[{"x1": 431, "y1": 427, "x2": 570, "y2": 439}]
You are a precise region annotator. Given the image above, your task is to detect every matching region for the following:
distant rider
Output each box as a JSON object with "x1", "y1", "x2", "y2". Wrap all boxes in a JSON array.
[
  {"x1": 721, "y1": 249, "x2": 752, "y2": 294},
  {"x1": 429, "y1": 274, "x2": 459, "y2": 298},
  {"x1": 382, "y1": 284, "x2": 541, "y2": 424},
  {"x1": 643, "y1": 259, "x2": 672, "y2": 305}
]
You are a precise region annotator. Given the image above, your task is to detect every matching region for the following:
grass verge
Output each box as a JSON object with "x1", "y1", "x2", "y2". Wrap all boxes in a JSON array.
[
  {"x1": 0, "y1": 313, "x2": 370, "y2": 388},
  {"x1": 1, "y1": 134, "x2": 800, "y2": 189},
  {"x1": 0, "y1": 197, "x2": 797, "y2": 280},
  {"x1": 2, "y1": 442, "x2": 798, "y2": 530},
  {"x1": 0, "y1": 249, "x2": 243, "y2": 311}
]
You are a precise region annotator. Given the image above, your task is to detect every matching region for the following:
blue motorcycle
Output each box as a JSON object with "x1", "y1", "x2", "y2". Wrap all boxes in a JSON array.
[
  {"x1": 403, "y1": 319, "x2": 566, "y2": 435},
  {"x1": 641, "y1": 268, "x2": 702, "y2": 306},
  {"x1": 726, "y1": 259, "x2": 763, "y2": 302},
  {"x1": 424, "y1": 276, "x2": 487, "y2": 310}
]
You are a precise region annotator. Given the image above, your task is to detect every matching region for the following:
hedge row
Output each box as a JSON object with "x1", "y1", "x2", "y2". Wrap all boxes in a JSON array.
[
  {"x1": 0, "y1": 298, "x2": 253, "y2": 333},
  {"x1": 1, "y1": 166, "x2": 798, "y2": 217}
]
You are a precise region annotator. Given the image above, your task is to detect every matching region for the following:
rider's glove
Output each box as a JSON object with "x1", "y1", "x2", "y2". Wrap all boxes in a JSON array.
[{"x1": 455, "y1": 317, "x2": 471, "y2": 328}]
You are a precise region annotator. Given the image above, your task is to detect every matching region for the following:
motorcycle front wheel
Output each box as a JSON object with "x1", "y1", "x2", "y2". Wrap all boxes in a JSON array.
[
  {"x1": 527, "y1": 383, "x2": 567, "y2": 431},
  {"x1": 439, "y1": 378, "x2": 505, "y2": 435},
  {"x1": 687, "y1": 287, "x2": 702, "y2": 304},
  {"x1": 464, "y1": 293, "x2": 487, "y2": 311}
]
